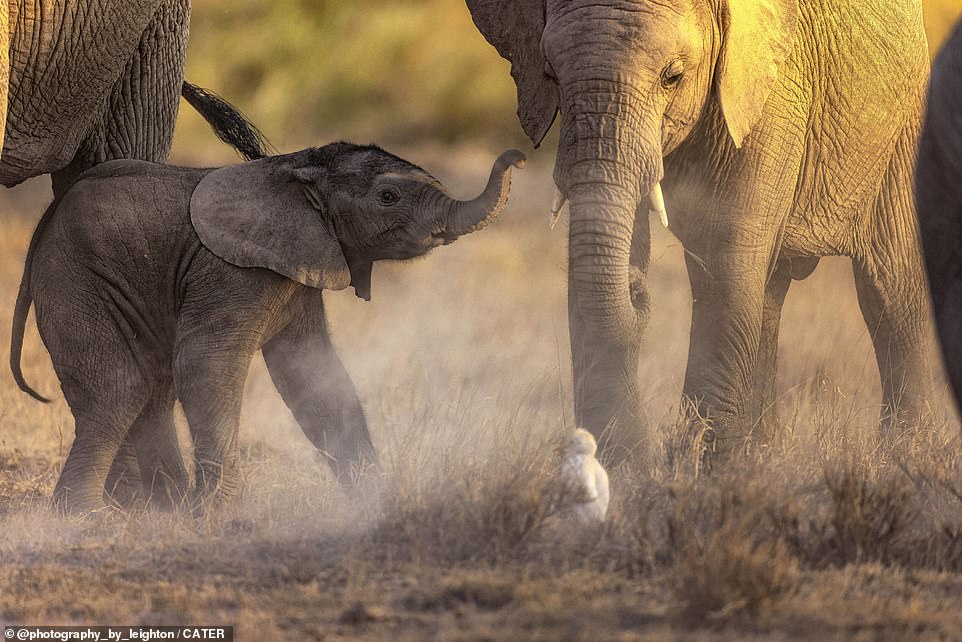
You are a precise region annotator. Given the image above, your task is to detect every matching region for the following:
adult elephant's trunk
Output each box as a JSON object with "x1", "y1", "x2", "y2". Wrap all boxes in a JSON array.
[
  {"x1": 567, "y1": 185, "x2": 651, "y2": 343},
  {"x1": 444, "y1": 150, "x2": 526, "y2": 236},
  {"x1": 558, "y1": 89, "x2": 663, "y2": 461}
]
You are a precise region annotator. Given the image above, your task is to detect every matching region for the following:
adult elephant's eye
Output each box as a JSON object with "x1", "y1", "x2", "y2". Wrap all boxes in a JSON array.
[
  {"x1": 661, "y1": 60, "x2": 685, "y2": 88},
  {"x1": 377, "y1": 189, "x2": 400, "y2": 206}
]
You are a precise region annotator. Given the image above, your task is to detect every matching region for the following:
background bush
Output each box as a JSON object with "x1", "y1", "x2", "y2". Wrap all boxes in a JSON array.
[{"x1": 176, "y1": 0, "x2": 962, "y2": 155}]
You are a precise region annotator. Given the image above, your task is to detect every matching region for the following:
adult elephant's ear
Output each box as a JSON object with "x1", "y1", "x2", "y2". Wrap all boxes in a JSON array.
[
  {"x1": 717, "y1": 0, "x2": 798, "y2": 148},
  {"x1": 190, "y1": 154, "x2": 351, "y2": 291},
  {"x1": 466, "y1": 0, "x2": 557, "y2": 147}
]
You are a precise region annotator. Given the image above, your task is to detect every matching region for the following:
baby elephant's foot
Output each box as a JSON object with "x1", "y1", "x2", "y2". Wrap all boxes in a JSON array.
[
  {"x1": 139, "y1": 471, "x2": 192, "y2": 513},
  {"x1": 53, "y1": 475, "x2": 114, "y2": 516},
  {"x1": 52, "y1": 487, "x2": 111, "y2": 517}
]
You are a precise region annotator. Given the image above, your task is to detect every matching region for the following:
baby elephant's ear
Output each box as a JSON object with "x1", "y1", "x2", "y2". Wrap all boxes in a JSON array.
[{"x1": 190, "y1": 155, "x2": 350, "y2": 290}]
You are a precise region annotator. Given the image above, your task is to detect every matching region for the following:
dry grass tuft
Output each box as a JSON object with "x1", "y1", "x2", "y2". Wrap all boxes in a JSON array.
[
  {"x1": 671, "y1": 509, "x2": 798, "y2": 624},
  {"x1": 822, "y1": 460, "x2": 913, "y2": 565},
  {"x1": 356, "y1": 451, "x2": 569, "y2": 567}
]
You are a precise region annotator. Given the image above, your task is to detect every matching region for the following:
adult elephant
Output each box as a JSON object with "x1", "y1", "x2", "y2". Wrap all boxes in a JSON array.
[
  {"x1": 917, "y1": 20, "x2": 962, "y2": 412},
  {"x1": 2, "y1": 0, "x2": 191, "y2": 196},
  {"x1": 467, "y1": 0, "x2": 933, "y2": 464}
]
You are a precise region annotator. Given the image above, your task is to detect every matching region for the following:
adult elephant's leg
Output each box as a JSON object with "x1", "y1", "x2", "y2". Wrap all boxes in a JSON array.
[
  {"x1": 50, "y1": 0, "x2": 189, "y2": 196},
  {"x1": 683, "y1": 250, "x2": 770, "y2": 464},
  {"x1": 128, "y1": 384, "x2": 189, "y2": 510},
  {"x1": 853, "y1": 257, "x2": 932, "y2": 437},
  {"x1": 569, "y1": 201, "x2": 651, "y2": 467},
  {"x1": 751, "y1": 260, "x2": 792, "y2": 437},
  {"x1": 854, "y1": 135, "x2": 933, "y2": 438},
  {"x1": 752, "y1": 256, "x2": 820, "y2": 439}
]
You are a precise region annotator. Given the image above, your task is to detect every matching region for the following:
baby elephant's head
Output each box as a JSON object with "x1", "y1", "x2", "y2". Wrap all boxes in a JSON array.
[{"x1": 191, "y1": 144, "x2": 525, "y2": 300}]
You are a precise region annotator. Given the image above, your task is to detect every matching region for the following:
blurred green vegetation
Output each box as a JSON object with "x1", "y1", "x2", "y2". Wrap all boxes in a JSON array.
[
  {"x1": 180, "y1": 0, "x2": 518, "y2": 152},
  {"x1": 176, "y1": 0, "x2": 962, "y2": 155}
]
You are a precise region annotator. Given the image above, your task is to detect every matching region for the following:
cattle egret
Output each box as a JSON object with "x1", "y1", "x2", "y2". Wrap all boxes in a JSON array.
[{"x1": 557, "y1": 428, "x2": 610, "y2": 525}]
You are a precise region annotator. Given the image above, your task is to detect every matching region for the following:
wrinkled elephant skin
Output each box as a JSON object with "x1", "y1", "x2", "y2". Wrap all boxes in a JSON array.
[{"x1": 3, "y1": 1, "x2": 191, "y2": 194}]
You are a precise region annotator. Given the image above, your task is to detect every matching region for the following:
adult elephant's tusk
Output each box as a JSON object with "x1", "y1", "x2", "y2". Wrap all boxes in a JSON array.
[
  {"x1": 649, "y1": 183, "x2": 669, "y2": 229},
  {"x1": 549, "y1": 187, "x2": 568, "y2": 230}
]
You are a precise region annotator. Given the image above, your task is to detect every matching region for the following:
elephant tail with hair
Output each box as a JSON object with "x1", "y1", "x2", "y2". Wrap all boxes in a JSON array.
[
  {"x1": 181, "y1": 82, "x2": 274, "y2": 162},
  {"x1": 10, "y1": 200, "x2": 55, "y2": 404}
]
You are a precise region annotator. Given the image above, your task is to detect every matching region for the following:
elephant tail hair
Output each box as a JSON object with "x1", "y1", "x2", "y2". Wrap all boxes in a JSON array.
[
  {"x1": 10, "y1": 201, "x2": 54, "y2": 404},
  {"x1": 181, "y1": 81, "x2": 274, "y2": 162}
]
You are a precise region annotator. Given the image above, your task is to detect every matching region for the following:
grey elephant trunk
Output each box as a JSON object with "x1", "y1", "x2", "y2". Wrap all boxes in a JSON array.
[
  {"x1": 444, "y1": 150, "x2": 526, "y2": 237},
  {"x1": 557, "y1": 89, "x2": 662, "y2": 339},
  {"x1": 556, "y1": 94, "x2": 662, "y2": 460},
  {"x1": 567, "y1": 185, "x2": 653, "y2": 348},
  {"x1": 563, "y1": 157, "x2": 657, "y2": 460},
  {"x1": 562, "y1": 140, "x2": 660, "y2": 346}
]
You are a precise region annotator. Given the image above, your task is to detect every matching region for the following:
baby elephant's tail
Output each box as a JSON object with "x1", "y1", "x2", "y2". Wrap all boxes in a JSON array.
[
  {"x1": 181, "y1": 81, "x2": 273, "y2": 161},
  {"x1": 10, "y1": 201, "x2": 55, "y2": 404}
]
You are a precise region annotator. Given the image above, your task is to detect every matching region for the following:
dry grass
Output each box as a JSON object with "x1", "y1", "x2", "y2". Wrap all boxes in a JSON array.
[{"x1": 1, "y1": 154, "x2": 962, "y2": 639}]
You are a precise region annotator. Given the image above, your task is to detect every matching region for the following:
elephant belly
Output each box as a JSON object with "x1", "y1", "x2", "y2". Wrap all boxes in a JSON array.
[
  {"x1": 0, "y1": 126, "x2": 91, "y2": 186},
  {"x1": 3, "y1": 0, "x2": 163, "y2": 184}
]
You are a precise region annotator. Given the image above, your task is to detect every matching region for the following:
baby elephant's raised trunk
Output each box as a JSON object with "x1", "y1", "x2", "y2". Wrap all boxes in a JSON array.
[{"x1": 444, "y1": 150, "x2": 526, "y2": 237}]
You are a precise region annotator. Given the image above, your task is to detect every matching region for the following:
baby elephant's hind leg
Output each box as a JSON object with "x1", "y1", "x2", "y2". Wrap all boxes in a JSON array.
[
  {"x1": 174, "y1": 346, "x2": 250, "y2": 511},
  {"x1": 104, "y1": 437, "x2": 143, "y2": 509},
  {"x1": 128, "y1": 384, "x2": 190, "y2": 510},
  {"x1": 54, "y1": 383, "x2": 148, "y2": 513}
]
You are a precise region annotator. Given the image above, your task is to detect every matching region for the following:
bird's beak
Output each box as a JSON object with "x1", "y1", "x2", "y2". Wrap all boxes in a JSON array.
[{"x1": 553, "y1": 443, "x2": 566, "y2": 455}]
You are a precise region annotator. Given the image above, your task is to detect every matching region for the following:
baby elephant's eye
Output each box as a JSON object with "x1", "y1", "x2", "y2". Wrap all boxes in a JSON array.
[{"x1": 376, "y1": 189, "x2": 400, "y2": 206}]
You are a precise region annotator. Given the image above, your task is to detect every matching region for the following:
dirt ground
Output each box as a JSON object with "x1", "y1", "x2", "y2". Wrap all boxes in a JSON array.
[{"x1": 2, "y1": 154, "x2": 962, "y2": 640}]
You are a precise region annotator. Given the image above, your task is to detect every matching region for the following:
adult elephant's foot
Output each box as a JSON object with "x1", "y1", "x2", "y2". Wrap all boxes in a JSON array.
[
  {"x1": 670, "y1": 399, "x2": 757, "y2": 478},
  {"x1": 581, "y1": 406, "x2": 648, "y2": 470},
  {"x1": 878, "y1": 396, "x2": 938, "y2": 450},
  {"x1": 142, "y1": 472, "x2": 192, "y2": 512}
]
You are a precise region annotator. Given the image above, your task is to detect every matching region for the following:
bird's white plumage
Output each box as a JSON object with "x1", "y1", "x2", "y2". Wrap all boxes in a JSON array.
[{"x1": 558, "y1": 428, "x2": 610, "y2": 525}]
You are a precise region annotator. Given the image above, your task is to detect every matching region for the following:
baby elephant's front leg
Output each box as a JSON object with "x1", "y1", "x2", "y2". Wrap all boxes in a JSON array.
[{"x1": 262, "y1": 297, "x2": 376, "y2": 488}]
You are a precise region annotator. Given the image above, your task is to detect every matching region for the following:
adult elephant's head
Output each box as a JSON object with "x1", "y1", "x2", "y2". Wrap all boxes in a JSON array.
[{"x1": 467, "y1": 0, "x2": 797, "y2": 453}]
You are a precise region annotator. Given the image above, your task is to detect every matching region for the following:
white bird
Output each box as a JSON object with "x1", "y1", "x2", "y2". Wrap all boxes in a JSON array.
[{"x1": 557, "y1": 428, "x2": 610, "y2": 526}]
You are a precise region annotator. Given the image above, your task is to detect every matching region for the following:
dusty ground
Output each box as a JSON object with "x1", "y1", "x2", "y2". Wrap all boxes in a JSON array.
[{"x1": 2, "y1": 153, "x2": 962, "y2": 640}]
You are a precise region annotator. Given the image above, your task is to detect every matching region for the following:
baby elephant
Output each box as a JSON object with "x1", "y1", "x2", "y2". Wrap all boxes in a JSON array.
[{"x1": 11, "y1": 144, "x2": 525, "y2": 513}]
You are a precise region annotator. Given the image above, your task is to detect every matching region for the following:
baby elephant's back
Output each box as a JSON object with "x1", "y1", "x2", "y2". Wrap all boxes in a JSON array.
[{"x1": 45, "y1": 160, "x2": 208, "y2": 265}]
